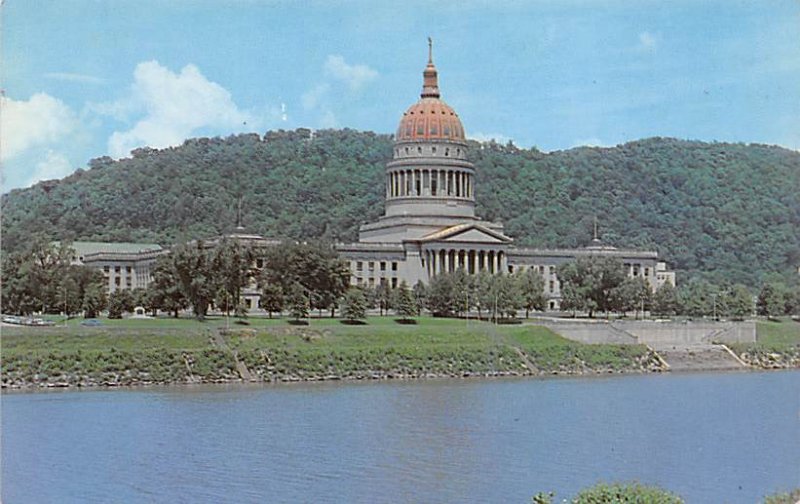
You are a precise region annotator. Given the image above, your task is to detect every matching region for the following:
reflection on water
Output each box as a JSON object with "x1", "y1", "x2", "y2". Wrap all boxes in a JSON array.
[{"x1": 3, "y1": 371, "x2": 799, "y2": 503}]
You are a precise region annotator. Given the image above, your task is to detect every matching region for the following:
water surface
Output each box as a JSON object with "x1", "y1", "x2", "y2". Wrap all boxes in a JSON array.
[{"x1": 3, "y1": 371, "x2": 799, "y2": 503}]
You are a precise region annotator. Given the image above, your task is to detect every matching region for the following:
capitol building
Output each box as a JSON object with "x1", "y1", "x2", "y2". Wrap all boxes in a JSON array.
[
  {"x1": 336, "y1": 43, "x2": 674, "y2": 310},
  {"x1": 68, "y1": 43, "x2": 675, "y2": 312}
]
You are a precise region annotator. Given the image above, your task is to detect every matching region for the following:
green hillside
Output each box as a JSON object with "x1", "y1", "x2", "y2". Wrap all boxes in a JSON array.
[{"x1": 2, "y1": 129, "x2": 799, "y2": 287}]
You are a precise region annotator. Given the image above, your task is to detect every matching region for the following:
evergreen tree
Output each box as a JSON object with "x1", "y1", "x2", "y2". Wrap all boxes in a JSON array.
[
  {"x1": 395, "y1": 281, "x2": 417, "y2": 321},
  {"x1": 287, "y1": 284, "x2": 309, "y2": 322},
  {"x1": 341, "y1": 288, "x2": 367, "y2": 322}
]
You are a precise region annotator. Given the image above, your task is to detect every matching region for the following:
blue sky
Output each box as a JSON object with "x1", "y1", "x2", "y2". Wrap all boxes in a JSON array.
[{"x1": 2, "y1": 0, "x2": 799, "y2": 191}]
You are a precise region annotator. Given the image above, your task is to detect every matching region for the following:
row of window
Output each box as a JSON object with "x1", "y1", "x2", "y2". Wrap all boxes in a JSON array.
[
  {"x1": 355, "y1": 261, "x2": 398, "y2": 273},
  {"x1": 103, "y1": 265, "x2": 133, "y2": 274},
  {"x1": 395, "y1": 145, "x2": 463, "y2": 157},
  {"x1": 354, "y1": 277, "x2": 399, "y2": 289}
]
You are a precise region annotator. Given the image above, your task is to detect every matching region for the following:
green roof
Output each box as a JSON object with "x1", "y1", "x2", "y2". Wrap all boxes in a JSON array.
[{"x1": 64, "y1": 241, "x2": 163, "y2": 258}]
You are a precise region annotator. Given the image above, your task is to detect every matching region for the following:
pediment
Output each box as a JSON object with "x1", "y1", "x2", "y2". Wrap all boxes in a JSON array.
[{"x1": 420, "y1": 223, "x2": 513, "y2": 244}]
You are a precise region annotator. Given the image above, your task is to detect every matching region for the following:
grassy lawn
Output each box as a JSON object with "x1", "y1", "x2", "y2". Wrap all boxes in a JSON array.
[
  {"x1": 1, "y1": 315, "x2": 661, "y2": 386},
  {"x1": 756, "y1": 318, "x2": 800, "y2": 346}
]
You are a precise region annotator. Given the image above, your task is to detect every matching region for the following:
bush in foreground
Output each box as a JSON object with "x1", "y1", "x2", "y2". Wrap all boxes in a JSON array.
[
  {"x1": 764, "y1": 488, "x2": 800, "y2": 504},
  {"x1": 533, "y1": 482, "x2": 683, "y2": 504}
]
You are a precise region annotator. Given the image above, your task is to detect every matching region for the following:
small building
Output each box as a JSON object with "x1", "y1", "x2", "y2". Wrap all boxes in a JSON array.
[{"x1": 69, "y1": 241, "x2": 168, "y2": 293}]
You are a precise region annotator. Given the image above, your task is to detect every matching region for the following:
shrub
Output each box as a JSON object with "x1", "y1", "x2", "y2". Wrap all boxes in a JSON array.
[{"x1": 571, "y1": 482, "x2": 683, "y2": 504}]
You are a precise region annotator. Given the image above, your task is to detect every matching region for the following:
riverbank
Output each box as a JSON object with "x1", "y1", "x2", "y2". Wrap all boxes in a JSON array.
[{"x1": 2, "y1": 316, "x2": 797, "y2": 389}]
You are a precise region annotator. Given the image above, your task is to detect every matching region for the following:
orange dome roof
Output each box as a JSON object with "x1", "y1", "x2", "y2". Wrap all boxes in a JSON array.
[
  {"x1": 395, "y1": 40, "x2": 466, "y2": 143},
  {"x1": 396, "y1": 98, "x2": 466, "y2": 143}
]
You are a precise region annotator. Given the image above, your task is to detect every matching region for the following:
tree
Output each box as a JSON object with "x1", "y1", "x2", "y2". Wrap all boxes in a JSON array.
[
  {"x1": 212, "y1": 239, "x2": 255, "y2": 316},
  {"x1": 260, "y1": 283, "x2": 284, "y2": 318},
  {"x1": 652, "y1": 283, "x2": 678, "y2": 317},
  {"x1": 149, "y1": 254, "x2": 188, "y2": 318},
  {"x1": 287, "y1": 284, "x2": 309, "y2": 322},
  {"x1": 375, "y1": 281, "x2": 393, "y2": 316},
  {"x1": 557, "y1": 257, "x2": 626, "y2": 318},
  {"x1": 614, "y1": 277, "x2": 652, "y2": 318},
  {"x1": 757, "y1": 283, "x2": 784, "y2": 317},
  {"x1": 725, "y1": 284, "x2": 753, "y2": 318},
  {"x1": 426, "y1": 273, "x2": 457, "y2": 316},
  {"x1": 107, "y1": 290, "x2": 130, "y2": 319},
  {"x1": 171, "y1": 242, "x2": 217, "y2": 320},
  {"x1": 518, "y1": 268, "x2": 545, "y2": 318},
  {"x1": 260, "y1": 242, "x2": 349, "y2": 318},
  {"x1": 341, "y1": 288, "x2": 367, "y2": 322},
  {"x1": 395, "y1": 281, "x2": 417, "y2": 321},
  {"x1": 492, "y1": 273, "x2": 523, "y2": 319},
  {"x1": 82, "y1": 283, "x2": 106, "y2": 318},
  {"x1": 678, "y1": 279, "x2": 718, "y2": 318},
  {"x1": 412, "y1": 281, "x2": 427, "y2": 316}
]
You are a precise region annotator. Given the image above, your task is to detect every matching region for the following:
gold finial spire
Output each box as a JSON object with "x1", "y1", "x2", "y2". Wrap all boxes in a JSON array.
[{"x1": 421, "y1": 37, "x2": 440, "y2": 98}]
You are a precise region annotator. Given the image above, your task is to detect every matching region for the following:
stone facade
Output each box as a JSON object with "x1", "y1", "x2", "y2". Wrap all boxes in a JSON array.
[
  {"x1": 336, "y1": 44, "x2": 675, "y2": 310},
  {"x1": 68, "y1": 242, "x2": 167, "y2": 293}
]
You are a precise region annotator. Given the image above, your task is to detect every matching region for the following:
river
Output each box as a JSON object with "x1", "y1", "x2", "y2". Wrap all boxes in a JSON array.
[{"x1": 2, "y1": 370, "x2": 799, "y2": 503}]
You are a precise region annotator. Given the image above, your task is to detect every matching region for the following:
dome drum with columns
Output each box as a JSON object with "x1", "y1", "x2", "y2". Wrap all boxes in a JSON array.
[{"x1": 336, "y1": 40, "x2": 674, "y2": 309}]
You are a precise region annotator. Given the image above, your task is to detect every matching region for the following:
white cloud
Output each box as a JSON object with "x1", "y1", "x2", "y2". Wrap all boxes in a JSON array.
[
  {"x1": 44, "y1": 72, "x2": 106, "y2": 85},
  {"x1": 301, "y1": 83, "x2": 330, "y2": 111},
  {"x1": 29, "y1": 150, "x2": 74, "y2": 185},
  {"x1": 105, "y1": 60, "x2": 257, "y2": 158},
  {"x1": 637, "y1": 31, "x2": 658, "y2": 52},
  {"x1": 324, "y1": 55, "x2": 378, "y2": 91},
  {"x1": 0, "y1": 93, "x2": 78, "y2": 160}
]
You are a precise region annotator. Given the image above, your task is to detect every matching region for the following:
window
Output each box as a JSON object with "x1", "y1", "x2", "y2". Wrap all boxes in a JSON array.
[
  {"x1": 368, "y1": 262, "x2": 375, "y2": 271},
  {"x1": 380, "y1": 262, "x2": 386, "y2": 271},
  {"x1": 508, "y1": 265, "x2": 514, "y2": 273},
  {"x1": 391, "y1": 278, "x2": 398, "y2": 288},
  {"x1": 115, "y1": 277, "x2": 121, "y2": 286},
  {"x1": 368, "y1": 278, "x2": 375, "y2": 287},
  {"x1": 356, "y1": 261, "x2": 363, "y2": 271},
  {"x1": 115, "y1": 266, "x2": 121, "y2": 273},
  {"x1": 126, "y1": 266, "x2": 132, "y2": 273},
  {"x1": 539, "y1": 266, "x2": 545, "y2": 274},
  {"x1": 391, "y1": 262, "x2": 398, "y2": 271},
  {"x1": 549, "y1": 266, "x2": 554, "y2": 275},
  {"x1": 549, "y1": 301, "x2": 555, "y2": 310},
  {"x1": 549, "y1": 280, "x2": 554, "y2": 292},
  {"x1": 644, "y1": 268, "x2": 650, "y2": 277},
  {"x1": 103, "y1": 266, "x2": 110, "y2": 273}
]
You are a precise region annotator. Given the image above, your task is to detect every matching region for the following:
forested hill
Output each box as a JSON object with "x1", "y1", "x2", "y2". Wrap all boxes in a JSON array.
[{"x1": 2, "y1": 128, "x2": 799, "y2": 287}]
